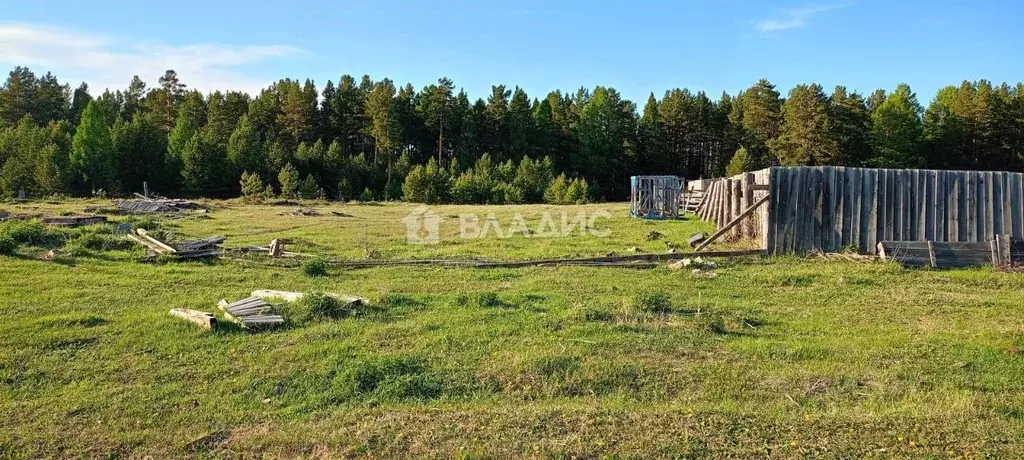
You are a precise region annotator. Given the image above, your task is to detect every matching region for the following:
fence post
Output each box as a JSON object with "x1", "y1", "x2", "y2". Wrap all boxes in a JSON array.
[{"x1": 743, "y1": 173, "x2": 755, "y2": 238}]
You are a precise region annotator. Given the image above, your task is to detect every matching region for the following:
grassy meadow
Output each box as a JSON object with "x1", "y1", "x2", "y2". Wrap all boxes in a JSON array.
[{"x1": 1, "y1": 199, "x2": 1024, "y2": 457}]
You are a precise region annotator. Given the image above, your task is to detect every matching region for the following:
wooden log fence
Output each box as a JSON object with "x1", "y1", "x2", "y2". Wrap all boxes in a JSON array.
[
  {"x1": 692, "y1": 166, "x2": 1023, "y2": 255},
  {"x1": 766, "y1": 166, "x2": 1024, "y2": 254}
]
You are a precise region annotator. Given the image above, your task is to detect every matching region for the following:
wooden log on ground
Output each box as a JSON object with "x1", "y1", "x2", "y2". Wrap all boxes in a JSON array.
[
  {"x1": 169, "y1": 308, "x2": 217, "y2": 329},
  {"x1": 327, "y1": 249, "x2": 767, "y2": 269}
]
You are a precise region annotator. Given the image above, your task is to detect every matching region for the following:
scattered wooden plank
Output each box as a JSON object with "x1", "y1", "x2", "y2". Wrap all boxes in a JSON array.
[
  {"x1": 180, "y1": 235, "x2": 227, "y2": 251},
  {"x1": 878, "y1": 239, "x2": 1023, "y2": 268},
  {"x1": 41, "y1": 215, "x2": 107, "y2": 227},
  {"x1": 217, "y1": 296, "x2": 284, "y2": 329},
  {"x1": 135, "y1": 229, "x2": 177, "y2": 253},
  {"x1": 169, "y1": 308, "x2": 217, "y2": 329}
]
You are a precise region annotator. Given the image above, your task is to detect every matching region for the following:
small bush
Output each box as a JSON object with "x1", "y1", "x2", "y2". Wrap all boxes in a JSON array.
[
  {"x1": 700, "y1": 313, "x2": 729, "y2": 334},
  {"x1": 75, "y1": 230, "x2": 134, "y2": 251},
  {"x1": 240, "y1": 171, "x2": 274, "y2": 203},
  {"x1": 298, "y1": 174, "x2": 320, "y2": 200},
  {"x1": 132, "y1": 216, "x2": 160, "y2": 231},
  {"x1": 633, "y1": 291, "x2": 673, "y2": 314},
  {"x1": 0, "y1": 234, "x2": 15, "y2": 255},
  {"x1": 463, "y1": 291, "x2": 505, "y2": 308},
  {"x1": 282, "y1": 293, "x2": 364, "y2": 325},
  {"x1": 278, "y1": 163, "x2": 300, "y2": 199},
  {"x1": 302, "y1": 257, "x2": 329, "y2": 277},
  {"x1": 1, "y1": 220, "x2": 48, "y2": 245}
]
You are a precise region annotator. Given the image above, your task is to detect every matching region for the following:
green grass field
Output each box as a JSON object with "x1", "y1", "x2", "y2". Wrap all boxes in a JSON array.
[{"x1": 2, "y1": 200, "x2": 1024, "y2": 458}]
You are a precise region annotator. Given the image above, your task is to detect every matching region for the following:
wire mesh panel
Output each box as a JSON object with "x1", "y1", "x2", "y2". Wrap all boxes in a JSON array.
[{"x1": 630, "y1": 175, "x2": 683, "y2": 219}]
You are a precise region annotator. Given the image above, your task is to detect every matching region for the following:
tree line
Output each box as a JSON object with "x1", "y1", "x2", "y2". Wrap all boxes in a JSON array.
[{"x1": 0, "y1": 65, "x2": 1022, "y2": 203}]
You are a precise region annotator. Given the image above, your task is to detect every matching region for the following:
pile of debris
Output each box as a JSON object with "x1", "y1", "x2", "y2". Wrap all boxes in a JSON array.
[
  {"x1": 127, "y1": 228, "x2": 225, "y2": 259},
  {"x1": 878, "y1": 237, "x2": 1022, "y2": 269},
  {"x1": 169, "y1": 290, "x2": 369, "y2": 331},
  {"x1": 288, "y1": 208, "x2": 320, "y2": 216},
  {"x1": 668, "y1": 256, "x2": 719, "y2": 278},
  {"x1": 217, "y1": 296, "x2": 285, "y2": 329},
  {"x1": 238, "y1": 238, "x2": 307, "y2": 258},
  {"x1": 116, "y1": 194, "x2": 200, "y2": 214}
]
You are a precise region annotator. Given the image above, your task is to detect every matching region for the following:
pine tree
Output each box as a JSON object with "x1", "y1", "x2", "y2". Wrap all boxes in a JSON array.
[
  {"x1": 227, "y1": 114, "x2": 265, "y2": 180},
  {"x1": 180, "y1": 132, "x2": 229, "y2": 196},
  {"x1": 828, "y1": 86, "x2": 871, "y2": 166},
  {"x1": 112, "y1": 114, "x2": 167, "y2": 193},
  {"x1": 146, "y1": 70, "x2": 187, "y2": 132},
  {"x1": 166, "y1": 102, "x2": 200, "y2": 188},
  {"x1": 69, "y1": 83, "x2": 92, "y2": 128},
  {"x1": 869, "y1": 84, "x2": 923, "y2": 168},
  {"x1": 70, "y1": 101, "x2": 115, "y2": 191},
  {"x1": 278, "y1": 162, "x2": 300, "y2": 198},
  {"x1": 120, "y1": 76, "x2": 147, "y2": 121},
  {"x1": 365, "y1": 79, "x2": 401, "y2": 199},
  {"x1": 769, "y1": 83, "x2": 835, "y2": 166},
  {"x1": 638, "y1": 93, "x2": 666, "y2": 173},
  {"x1": 734, "y1": 79, "x2": 783, "y2": 166},
  {"x1": 33, "y1": 72, "x2": 70, "y2": 125},
  {"x1": 418, "y1": 77, "x2": 456, "y2": 165},
  {"x1": 0, "y1": 67, "x2": 38, "y2": 127},
  {"x1": 505, "y1": 86, "x2": 533, "y2": 160},
  {"x1": 725, "y1": 147, "x2": 754, "y2": 176}
]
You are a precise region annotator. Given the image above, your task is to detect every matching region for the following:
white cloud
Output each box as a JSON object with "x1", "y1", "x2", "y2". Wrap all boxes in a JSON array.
[
  {"x1": 0, "y1": 22, "x2": 307, "y2": 95},
  {"x1": 754, "y1": 4, "x2": 850, "y2": 33}
]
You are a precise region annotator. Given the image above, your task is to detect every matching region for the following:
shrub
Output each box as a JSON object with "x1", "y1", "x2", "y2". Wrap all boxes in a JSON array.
[
  {"x1": 513, "y1": 156, "x2": 554, "y2": 202},
  {"x1": 493, "y1": 183, "x2": 525, "y2": 204},
  {"x1": 131, "y1": 216, "x2": 160, "y2": 231},
  {"x1": 543, "y1": 174, "x2": 570, "y2": 204},
  {"x1": 451, "y1": 170, "x2": 493, "y2": 204},
  {"x1": 359, "y1": 187, "x2": 375, "y2": 202},
  {"x1": 298, "y1": 174, "x2": 320, "y2": 200},
  {"x1": 633, "y1": 291, "x2": 673, "y2": 314},
  {"x1": 402, "y1": 158, "x2": 450, "y2": 204},
  {"x1": 282, "y1": 293, "x2": 364, "y2": 325},
  {"x1": 0, "y1": 220, "x2": 48, "y2": 245},
  {"x1": 278, "y1": 163, "x2": 300, "y2": 199},
  {"x1": 0, "y1": 234, "x2": 15, "y2": 255},
  {"x1": 302, "y1": 257, "x2": 329, "y2": 277},
  {"x1": 337, "y1": 179, "x2": 353, "y2": 201},
  {"x1": 461, "y1": 291, "x2": 507, "y2": 309},
  {"x1": 726, "y1": 147, "x2": 754, "y2": 177},
  {"x1": 565, "y1": 178, "x2": 589, "y2": 204},
  {"x1": 240, "y1": 171, "x2": 273, "y2": 203}
]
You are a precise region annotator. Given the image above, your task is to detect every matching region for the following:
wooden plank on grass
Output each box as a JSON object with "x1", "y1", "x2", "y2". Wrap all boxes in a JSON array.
[
  {"x1": 135, "y1": 229, "x2": 176, "y2": 253},
  {"x1": 169, "y1": 308, "x2": 217, "y2": 329}
]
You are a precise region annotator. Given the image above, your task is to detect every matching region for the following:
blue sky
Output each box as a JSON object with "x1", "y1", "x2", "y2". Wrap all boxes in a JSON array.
[{"x1": 2, "y1": 0, "x2": 1022, "y2": 105}]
